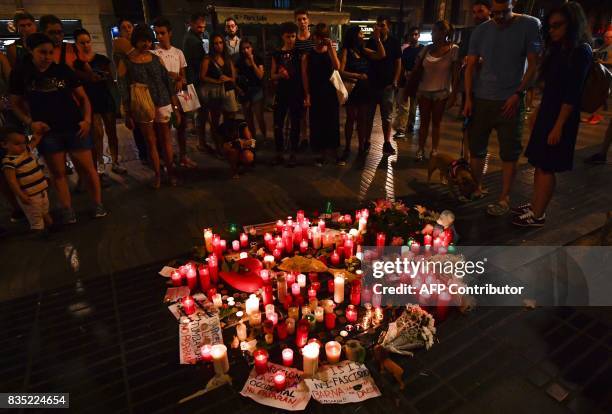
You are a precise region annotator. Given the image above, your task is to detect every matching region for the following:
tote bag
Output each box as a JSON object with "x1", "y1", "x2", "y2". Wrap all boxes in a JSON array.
[
  {"x1": 129, "y1": 83, "x2": 156, "y2": 123},
  {"x1": 177, "y1": 84, "x2": 201, "y2": 113},
  {"x1": 329, "y1": 69, "x2": 348, "y2": 105}
]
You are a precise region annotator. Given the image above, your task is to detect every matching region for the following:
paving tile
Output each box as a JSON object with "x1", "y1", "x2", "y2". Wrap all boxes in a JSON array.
[
  {"x1": 413, "y1": 385, "x2": 458, "y2": 413},
  {"x1": 526, "y1": 366, "x2": 551, "y2": 388}
]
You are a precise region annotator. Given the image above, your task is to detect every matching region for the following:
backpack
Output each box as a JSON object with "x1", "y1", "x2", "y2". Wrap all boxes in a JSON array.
[{"x1": 581, "y1": 61, "x2": 612, "y2": 113}]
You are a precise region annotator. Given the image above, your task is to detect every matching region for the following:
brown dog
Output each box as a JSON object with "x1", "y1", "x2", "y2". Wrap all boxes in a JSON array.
[{"x1": 428, "y1": 153, "x2": 477, "y2": 202}]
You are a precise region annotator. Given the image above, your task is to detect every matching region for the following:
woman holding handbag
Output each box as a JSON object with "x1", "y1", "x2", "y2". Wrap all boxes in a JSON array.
[
  {"x1": 200, "y1": 33, "x2": 239, "y2": 154},
  {"x1": 118, "y1": 25, "x2": 182, "y2": 188},
  {"x1": 406, "y1": 20, "x2": 459, "y2": 161},
  {"x1": 302, "y1": 23, "x2": 341, "y2": 167},
  {"x1": 339, "y1": 25, "x2": 386, "y2": 162}
]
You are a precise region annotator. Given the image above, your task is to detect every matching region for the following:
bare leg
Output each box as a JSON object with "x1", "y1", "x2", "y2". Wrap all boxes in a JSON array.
[
  {"x1": 417, "y1": 97, "x2": 432, "y2": 153},
  {"x1": 101, "y1": 113, "x2": 120, "y2": 165},
  {"x1": 155, "y1": 121, "x2": 176, "y2": 183},
  {"x1": 209, "y1": 110, "x2": 223, "y2": 154},
  {"x1": 138, "y1": 122, "x2": 161, "y2": 188},
  {"x1": 430, "y1": 98, "x2": 447, "y2": 154},
  {"x1": 499, "y1": 161, "x2": 517, "y2": 204},
  {"x1": 197, "y1": 107, "x2": 210, "y2": 149},
  {"x1": 223, "y1": 143, "x2": 240, "y2": 177},
  {"x1": 530, "y1": 167, "x2": 555, "y2": 217},
  {"x1": 70, "y1": 149, "x2": 102, "y2": 205},
  {"x1": 44, "y1": 152, "x2": 71, "y2": 209},
  {"x1": 253, "y1": 99, "x2": 267, "y2": 139},
  {"x1": 345, "y1": 104, "x2": 357, "y2": 151},
  {"x1": 91, "y1": 113, "x2": 104, "y2": 171},
  {"x1": 176, "y1": 110, "x2": 188, "y2": 161}
]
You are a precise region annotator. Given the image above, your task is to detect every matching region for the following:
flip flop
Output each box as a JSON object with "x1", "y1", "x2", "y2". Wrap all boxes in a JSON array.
[{"x1": 486, "y1": 201, "x2": 510, "y2": 216}]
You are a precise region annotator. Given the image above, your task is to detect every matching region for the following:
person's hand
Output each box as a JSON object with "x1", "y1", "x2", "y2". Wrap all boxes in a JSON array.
[
  {"x1": 279, "y1": 67, "x2": 289, "y2": 79},
  {"x1": 323, "y1": 38, "x2": 333, "y2": 48},
  {"x1": 245, "y1": 48, "x2": 254, "y2": 60},
  {"x1": 30, "y1": 121, "x2": 50, "y2": 136},
  {"x1": 78, "y1": 119, "x2": 91, "y2": 138},
  {"x1": 125, "y1": 116, "x2": 135, "y2": 130},
  {"x1": 547, "y1": 123, "x2": 563, "y2": 146},
  {"x1": 18, "y1": 194, "x2": 31, "y2": 205},
  {"x1": 463, "y1": 97, "x2": 473, "y2": 117},
  {"x1": 501, "y1": 93, "x2": 519, "y2": 119},
  {"x1": 359, "y1": 73, "x2": 368, "y2": 81},
  {"x1": 304, "y1": 94, "x2": 311, "y2": 108}
]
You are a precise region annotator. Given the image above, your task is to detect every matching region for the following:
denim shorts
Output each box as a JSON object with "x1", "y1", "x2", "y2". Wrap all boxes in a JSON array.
[
  {"x1": 417, "y1": 89, "x2": 450, "y2": 101},
  {"x1": 38, "y1": 131, "x2": 94, "y2": 155},
  {"x1": 370, "y1": 85, "x2": 396, "y2": 124}
]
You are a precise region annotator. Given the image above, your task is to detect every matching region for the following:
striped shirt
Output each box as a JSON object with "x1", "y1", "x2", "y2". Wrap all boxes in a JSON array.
[
  {"x1": 295, "y1": 37, "x2": 315, "y2": 56},
  {"x1": 2, "y1": 150, "x2": 48, "y2": 196}
]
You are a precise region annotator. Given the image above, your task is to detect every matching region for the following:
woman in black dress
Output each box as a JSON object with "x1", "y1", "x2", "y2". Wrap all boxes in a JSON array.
[
  {"x1": 339, "y1": 25, "x2": 385, "y2": 162},
  {"x1": 514, "y1": 2, "x2": 592, "y2": 227},
  {"x1": 302, "y1": 23, "x2": 340, "y2": 167}
]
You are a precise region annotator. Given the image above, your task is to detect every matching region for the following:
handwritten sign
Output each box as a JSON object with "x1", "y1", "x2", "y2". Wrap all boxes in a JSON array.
[
  {"x1": 305, "y1": 361, "x2": 381, "y2": 404},
  {"x1": 240, "y1": 363, "x2": 310, "y2": 411},
  {"x1": 179, "y1": 312, "x2": 222, "y2": 364}
]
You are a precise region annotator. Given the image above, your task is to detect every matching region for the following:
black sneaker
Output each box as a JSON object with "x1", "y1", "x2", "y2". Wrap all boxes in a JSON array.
[
  {"x1": 512, "y1": 210, "x2": 545, "y2": 227},
  {"x1": 584, "y1": 153, "x2": 607, "y2": 165},
  {"x1": 10, "y1": 209, "x2": 26, "y2": 223},
  {"x1": 511, "y1": 203, "x2": 531, "y2": 215},
  {"x1": 62, "y1": 208, "x2": 77, "y2": 225},
  {"x1": 382, "y1": 141, "x2": 396, "y2": 155}
]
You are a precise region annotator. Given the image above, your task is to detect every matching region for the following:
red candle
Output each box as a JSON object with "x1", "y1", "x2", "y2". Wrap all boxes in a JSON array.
[
  {"x1": 282, "y1": 348, "x2": 294, "y2": 367},
  {"x1": 330, "y1": 251, "x2": 340, "y2": 267},
  {"x1": 179, "y1": 265, "x2": 188, "y2": 278},
  {"x1": 296, "y1": 210, "x2": 305, "y2": 223},
  {"x1": 293, "y1": 226, "x2": 303, "y2": 246},
  {"x1": 277, "y1": 320, "x2": 288, "y2": 340},
  {"x1": 273, "y1": 371, "x2": 287, "y2": 391},
  {"x1": 200, "y1": 344, "x2": 213, "y2": 362},
  {"x1": 284, "y1": 293, "x2": 293, "y2": 310},
  {"x1": 308, "y1": 287, "x2": 317, "y2": 299},
  {"x1": 294, "y1": 295, "x2": 304, "y2": 306},
  {"x1": 376, "y1": 233, "x2": 386, "y2": 247},
  {"x1": 198, "y1": 265, "x2": 210, "y2": 290},
  {"x1": 295, "y1": 320, "x2": 310, "y2": 348},
  {"x1": 346, "y1": 305, "x2": 358, "y2": 323},
  {"x1": 311, "y1": 281, "x2": 320, "y2": 292},
  {"x1": 276, "y1": 220, "x2": 284, "y2": 234},
  {"x1": 318, "y1": 219, "x2": 325, "y2": 232},
  {"x1": 220, "y1": 239, "x2": 227, "y2": 252},
  {"x1": 208, "y1": 254, "x2": 219, "y2": 284},
  {"x1": 282, "y1": 230, "x2": 293, "y2": 254},
  {"x1": 186, "y1": 268, "x2": 197, "y2": 290},
  {"x1": 273, "y1": 248, "x2": 282, "y2": 261},
  {"x1": 253, "y1": 349, "x2": 269, "y2": 374},
  {"x1": 240, "y1": 233, "x2": 248, "y2": 248},
  {"x1": 344, "y1": 239, "x2": 354, "y2": 259},
  {"x1": 437, "y1": 291, "x2": 452, "y2": 320},
  {"x1": 171, "y1": 270, "x2": 182, "y2": 287},
  {"x1": 291, "y1": 282, "x2": 301, "y2": 296},
  {"x1": 424, "y1": 234, "x2": 432, "y2": 246},
  {"x1": 300, "y1": 239, "x2": 308, "y2": 253},
  {"x1": 286, "y1": 272, "x2": 296, "y2": 285},
  {"x1": 207, "y1": 287, "x2": 217, "y2": 301},
  {"x1": 264, "y1": 232, "x2": 273, "y2": 250},
  {"x1": 350, "y1": 283, "x2": 361, "y2": 306},
  {"x1": 324, "y1": 312, "x2": 336, "y2": 330},
  {"x1": 231, "y1": 240, "x2": 240, "y2": 252},
  {"x1": 182, "y1": 296, "x2": 196, "y2": 315},
  {"x1": 308, "y1": 273, "x2": 318, "y2": 283},
  {"x1": 262, "y1": 285, "x2": 273, "y2": 306}
]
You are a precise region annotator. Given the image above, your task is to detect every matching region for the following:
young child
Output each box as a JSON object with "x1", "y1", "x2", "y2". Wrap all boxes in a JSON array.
[
  {"x1": 217, "y1": 119, "x2": 255, "y2": 179},
  {"x1": 271, "y1": 22, "x2": 303, "y2": 167},
  {"x1": 1, "y1": 127, "x2": 52, "y2": 232}
]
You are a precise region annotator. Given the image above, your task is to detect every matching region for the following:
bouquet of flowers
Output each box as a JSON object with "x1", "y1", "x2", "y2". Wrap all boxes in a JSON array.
[
  {"x1": 365, "y1": 200, "x2": 428, "y2": 245},
  {"x1": 378, "y1": 304, "x2": 436, "y2": 356}
]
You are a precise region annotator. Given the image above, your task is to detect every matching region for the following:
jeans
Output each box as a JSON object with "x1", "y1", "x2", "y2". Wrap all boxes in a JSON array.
[
  {"x1": 393, "y1": 88, "x2": 418, "y2": 133},
  {"x1": 274, "y1": 95, "x2": 302, "y2": 153}
]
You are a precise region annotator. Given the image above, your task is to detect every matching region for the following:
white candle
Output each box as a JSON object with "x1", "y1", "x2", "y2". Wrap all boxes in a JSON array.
[
  {"x1": 302, "y1": 342, "x2": 320, "y2": 377},
  {"x1": 334, "y1": 275, "x2": 345, "y2": 304},
  {"x1": 263, "y1": 255, "x2": 275, "y2": 269},
  {"x1": 312, "y1": 228, "x2": 321, "y2": 249},
  {"x1": 314, "y1": 306, "x2": 324, "y2": 322},
  {"x1": 204, "y1": 228, "x2": 213, "y2": 252},
  {"x1": 297, "y1": 273, "x2": 306, "y2": 288},
  {"x1": 301, "y1": 305, "x2": 311, "y2": 316},
  {"x1": 286, "y1": 317, "x2": 296, "y2": 334},
  {"x1": 249, "y1": 311, "x2": 262, "y2": 326},
  {"x1": 358, "y1": 217, "x2": 367, "y2": 232},
  {"x1": 245, "y1": 294, "x2": 259, "y2": 315},
  {"x1": 325, "y1": 341, "x2": 342, "y2": 363},
  {"x1": 236, "y1": 322, "x2": 247, "y2": 341},
  {"x1": 239, "y1": 252, "x2": 248, "y2": 259},
  {"x1": 282, "y1": 348, "x2": 294, "y2": 366},
  {"x1": 211, "y1": 344, "x2": 229, "y2": 374},
  {"x1": 267, "y1": 312, "x2": 278, "y2": 326},
  {"x1": 212, "y1": 293, "x2": 222, "y2": 309},
  {"x1": 232, "y1": 240, "x2": 240, "y2": 251},
  {"x1": 291, "y1": 282, "x2": 301, "y2": 296}
]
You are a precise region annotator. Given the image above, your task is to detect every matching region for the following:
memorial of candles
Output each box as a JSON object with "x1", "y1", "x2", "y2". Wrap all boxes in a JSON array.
[
  {"x1": 325, "y1": 341, "x2": 342, "y2": 363},
  {"x1": 211, "y1": 344, "x2": 229, "y2": 374},
  {"x1": 302, "y1": 342, "x2": 320, "y2": 377},
  {"x1": 282, "y1": 348, "x2": 294, "y2": 366},
  {"x1": 273, "y1": 371, "x2": 286, "y2": 391},
  {"x1": 253, "y1": 349, "x2": 269, "y2": 374}
]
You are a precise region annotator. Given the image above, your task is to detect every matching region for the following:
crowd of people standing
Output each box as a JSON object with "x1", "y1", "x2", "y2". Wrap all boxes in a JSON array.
[{"x1": 0, "y1": 0, "x2": 609, "y2": 235}]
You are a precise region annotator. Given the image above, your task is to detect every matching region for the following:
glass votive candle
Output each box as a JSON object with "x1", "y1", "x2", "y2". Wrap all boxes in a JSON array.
[
  {"x1": 182, "y1": 296, "x2": 196, "y2": 315},
  {"x1": 273, "y1": 371, "x2": 287, "y2": 391},
  {"x1": 301, "y1": 305, "x2": 311, "y2": 316},
  {"x1": 263, "y1": 319, "x2": 275, "y2": 335},
  {"x1": 325, "y1": 340, "x2": 342, "y2": 363},
  {"x1": 253, "y1": 349, "x2": 269, "y2": 374},
  {"x1": 309, "y1": 298, "x2": 318, "y2": 311},
  {"x1": 288, "y1": 306, "x2": 299, "y2": 321},
  {"x1": 346, "y1": 305, "x2": 358, "y2": 323},
  {"x1": 277, "y1": 320, "x2": 288, "y2": 340},
  {"x1": 297, "y1": 273, "x2": 306, "y2": 288},
  {"x1": 211, "y1": 344, "x2": 229, "y2": 375},
  {"x1": 282, "y1": 348, "x2": 294, "y2": 366},
  {"x1": 314, "y1": 306, "x2": 324, "y2": 322},
  {"x1": 286, "y1": 317, "x2": 296, "y2": 335},
  {"x1": 286, "y1": 273, "x2": 296, "y2": 285},
  {"x1": 200, "y1": 344, "x2": 213, "y2": 362},
  {"x1": 232, "y1": 240, "x2": 240, "y2": 251},
  {"x1": 249, "y1": 311, "x2": 262, "y2": 326},
  {"x1": 291, "y1": 283, "x2": 301, "y2": 296}
]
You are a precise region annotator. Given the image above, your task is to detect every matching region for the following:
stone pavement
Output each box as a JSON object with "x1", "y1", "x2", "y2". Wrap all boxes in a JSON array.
[
  {"x1": 0, "y1": 107, "x2": 610, "y2": 302},
  {"x1": 1, "y1": 258, "x2": 610, "y2": 414}
]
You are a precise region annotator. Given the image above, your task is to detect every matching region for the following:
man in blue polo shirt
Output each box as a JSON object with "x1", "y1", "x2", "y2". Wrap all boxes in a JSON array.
[{"x1": 464, "y1": 0, "x2": 541, "y2": 216}]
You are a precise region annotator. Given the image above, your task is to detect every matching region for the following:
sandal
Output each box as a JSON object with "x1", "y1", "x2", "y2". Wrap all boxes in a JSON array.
[{"x1": 486, "y1": 200, "x2": 510, "y2": 216}]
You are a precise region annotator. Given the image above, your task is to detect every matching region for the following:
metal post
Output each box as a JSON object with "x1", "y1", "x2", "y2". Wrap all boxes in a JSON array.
[{"x1": 141, "y1": 0, "x2": 150, "y2": 24}]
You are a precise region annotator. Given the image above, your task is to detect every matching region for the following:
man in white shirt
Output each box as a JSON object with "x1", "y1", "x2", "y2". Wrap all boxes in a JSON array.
[{"x1": 153, "y1": 17, "x2": 197, "y2": 168}]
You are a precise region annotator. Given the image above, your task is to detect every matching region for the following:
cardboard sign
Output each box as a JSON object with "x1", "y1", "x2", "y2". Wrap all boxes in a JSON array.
[
  {"x1": 305, "y1": 361, "x2": 381, "y2": 404},
  {"x1": 240, "y1": 363, "x2": 311, "y2": 411},
  {"x1": 179, "y1": 311, "x2": 223, "y2": 364}
]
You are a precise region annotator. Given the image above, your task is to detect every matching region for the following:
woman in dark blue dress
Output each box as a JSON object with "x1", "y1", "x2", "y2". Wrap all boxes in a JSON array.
[{"x1": 513, "y1": 2, "x2": 592, "y2": 227}]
